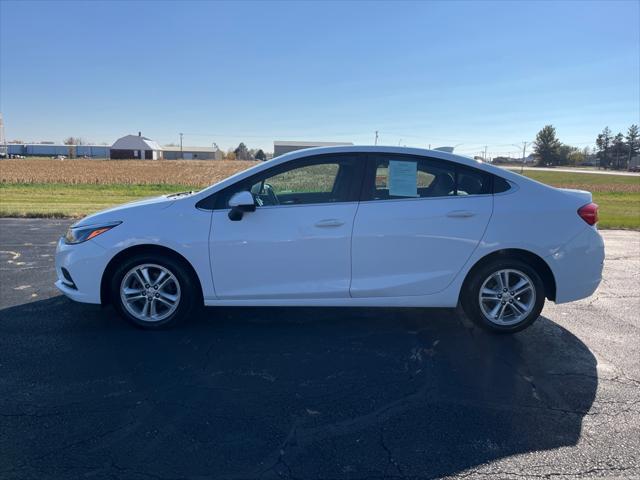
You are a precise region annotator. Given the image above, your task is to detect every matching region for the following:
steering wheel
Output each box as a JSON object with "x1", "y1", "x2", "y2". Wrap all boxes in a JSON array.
[{"x1": 262, "y1": 182, "x2": 279, "y2": 205}]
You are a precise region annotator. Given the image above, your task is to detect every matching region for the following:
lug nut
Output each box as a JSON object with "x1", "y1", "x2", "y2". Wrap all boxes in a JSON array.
[
  {"x1": 498, "y1": 294, "x2": 502, "y2": 298},
  {"x1": 154, "y1": 285, "x2": 158, "y2": 290},
  {"x1": 145, "y1": 284, "x2": 150, "y2": 288},
  {"x1": 155, "y1": 293, "x2": 159, "y2": 298},
  {"x1": 501, "y1": 301, "x2": 506, "y2": 305},
  {"x1": 503, "y1": 288, "x2": 508, "y2": 292},
  {"x1": 509, "y1": 299, "x2": 513, "y2": 303}
]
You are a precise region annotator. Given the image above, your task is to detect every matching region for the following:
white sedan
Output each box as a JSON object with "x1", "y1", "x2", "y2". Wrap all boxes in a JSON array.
[{"x1": 55, "y1": 146, "x2": 604, "y2": 333}]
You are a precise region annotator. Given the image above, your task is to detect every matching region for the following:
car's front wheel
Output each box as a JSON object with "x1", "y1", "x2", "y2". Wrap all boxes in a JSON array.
[
  {"x1": 110, "y1": 254, "x2": 198, "y2": 329},
  {"x1": 461, "y1": 258, "x2": 545, "y2": 333}
]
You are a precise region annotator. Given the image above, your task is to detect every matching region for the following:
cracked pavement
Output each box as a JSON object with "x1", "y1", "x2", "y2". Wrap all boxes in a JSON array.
[{"x1": 0, "y1": 219, "x2": 638, "y2": 479}]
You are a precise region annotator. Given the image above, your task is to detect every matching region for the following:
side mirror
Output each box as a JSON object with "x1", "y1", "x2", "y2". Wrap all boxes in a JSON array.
[{"x1": 228, "y1": 191, "x2": 256, "y2": 221}]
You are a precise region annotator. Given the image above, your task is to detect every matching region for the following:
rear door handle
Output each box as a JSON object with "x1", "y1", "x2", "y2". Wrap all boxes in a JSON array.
[
  {"x1": 315, "y1": 219, "x2": 345, "y2": 227},
  {"x1": 446, "y1": 210, "x2": 476, "y2": 218}
]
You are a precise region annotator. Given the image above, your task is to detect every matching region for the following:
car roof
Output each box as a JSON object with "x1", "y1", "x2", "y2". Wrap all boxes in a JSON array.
[
  {"x1": 277, "y1": 145, "x2": 480, "y2": 166},
  {"x1": 273, "y1": 145, "x2": 529, "y2": 181}
]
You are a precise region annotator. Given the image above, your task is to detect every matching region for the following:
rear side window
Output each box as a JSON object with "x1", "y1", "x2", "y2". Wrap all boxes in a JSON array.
[{"x1": 366, "y1": 155, "x2": 492, "y2": 200}]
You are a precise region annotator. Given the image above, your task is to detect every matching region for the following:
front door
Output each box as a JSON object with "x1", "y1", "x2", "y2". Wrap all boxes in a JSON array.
[
  {"x1": 350, "y1": 153, "x2": 493, "y2": 297},
  {"x1": 209, "y1": 154, "x2": 364, "y2": 299}
]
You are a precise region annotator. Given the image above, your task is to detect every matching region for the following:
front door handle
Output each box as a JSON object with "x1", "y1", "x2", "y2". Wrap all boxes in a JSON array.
[
  {"x1": 315, "y1": 219, "x2": 345, "y2": 228},
  {"x1": 446, "y1": 210, "x2": 476, "y2": 218}
]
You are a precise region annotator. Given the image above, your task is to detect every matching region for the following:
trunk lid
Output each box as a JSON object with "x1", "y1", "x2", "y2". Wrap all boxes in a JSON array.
[{"x1": 557, "y1": 187, "x2": 592, "y2": 204}]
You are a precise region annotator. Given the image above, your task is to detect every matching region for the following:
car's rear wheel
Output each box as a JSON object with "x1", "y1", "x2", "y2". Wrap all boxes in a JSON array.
[
  {"x1": 461, "y1": 258, "x2": 545, "y2": 333},
  {"x1": 110, "y1": 254, "x2": 198, "y2": 329}
]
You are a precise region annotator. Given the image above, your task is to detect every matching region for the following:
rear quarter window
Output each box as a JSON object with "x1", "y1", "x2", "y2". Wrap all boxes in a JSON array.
[
  {"x1": 493, "y1": 175, "x2": 512, "y2": 194},
  {"x1": 456, "y1": 167, "x2": 492, "y2": 195}
]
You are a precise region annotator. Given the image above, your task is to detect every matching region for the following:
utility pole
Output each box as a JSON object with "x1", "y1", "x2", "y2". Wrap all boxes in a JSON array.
[
  {"x1": 512, "y1": 141, "x2": 529, "y2": 174},
  {"x1": 483, "y1": 146, "x2": 488, "y2": 162},
  {"x1": 520, "y1": 141, "x2": 529, "y2": 174},
  {"x1": 0, "y1": 113, "x2": 6, "y2": 158},
  {"x1": 374, "y1": 130, "x2": 379, "y2": 146}
]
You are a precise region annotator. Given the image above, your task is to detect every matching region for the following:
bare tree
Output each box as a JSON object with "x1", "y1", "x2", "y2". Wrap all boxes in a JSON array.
[
  {"x1": 63, "y1": 137, "x2": 85, "y2": 145},
  {"x1": 63, "y1": 137, "x2": 84, "y2": 158}
]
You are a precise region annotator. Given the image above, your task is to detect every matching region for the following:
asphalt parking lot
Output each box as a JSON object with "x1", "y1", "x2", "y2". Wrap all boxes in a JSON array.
[{"x1": 1, "y1": 218, "x2": 639, "y2": 480}]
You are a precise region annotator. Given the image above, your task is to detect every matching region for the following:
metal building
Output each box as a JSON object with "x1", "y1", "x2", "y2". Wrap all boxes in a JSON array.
[
  {"x1": 7, "y1": 143, "x2": 110, "y2": 158},
  {"x1": 162, "y1": 145, "x2": 224, "y2": 160}
]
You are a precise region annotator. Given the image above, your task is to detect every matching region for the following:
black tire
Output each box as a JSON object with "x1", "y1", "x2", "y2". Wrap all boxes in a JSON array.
[
  {"x1": 461, "y1": 258, "x2": 545, "y2": 334},
  {"x1": 110, "y1": 253, "x2": 200, "y2": 329}
]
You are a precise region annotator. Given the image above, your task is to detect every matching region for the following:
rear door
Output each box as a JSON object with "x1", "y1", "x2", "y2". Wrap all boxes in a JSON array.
[{"x1": 350, "y1": 153, "x2": 493, "y2": 297}]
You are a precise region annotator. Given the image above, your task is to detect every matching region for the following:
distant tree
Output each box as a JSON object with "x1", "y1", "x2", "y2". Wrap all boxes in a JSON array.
[
  {"x1": 255, "y1": 149, "x2": 267, "y2": 161},
  {"x1": 63, "y1": 137, "x2": 78, "y2": 158},
  {"x1": 612, "y1": 132, "x2": 626, "y2": 170},
  {"x1": 557, "y1": 144, "x2": 577, "y2": 166},
  {"x1": 225, "y1": 149, "x2": 236, "y2": 161},
  {"x1": 626, "y1": 124, "x2": 639, "y2": 170},
  {"x1": 595, "y1": 127, "x2": 612, "y2": 169},
  {"x1": 234, "y1": 142, "x2": 251, "y2": 160},
  {"x1": 566, "y1": 150, "x2": 584, "y2": 166},
  {"x1": 533, "y1": 125, "x2": 561, "y2": 166},
  {"x1": 580, "y1": 146, "x2": 595, "y2": 166},
  {"x1": 63, "y1": 137, "x2": 84, "y2": 145}
]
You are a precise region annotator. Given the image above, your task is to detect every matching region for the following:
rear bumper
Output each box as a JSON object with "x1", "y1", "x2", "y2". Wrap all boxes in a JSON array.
[
  {"x1": 546, "y1": 226, "x2": 605, "y2": 304},
  {"x1": 54, "y1": 237, "x2": 108, "y2": 304}
]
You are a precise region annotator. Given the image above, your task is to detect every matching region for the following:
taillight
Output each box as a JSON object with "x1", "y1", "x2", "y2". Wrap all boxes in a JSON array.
[{"x1": 578, "y1": 202, "x2": 599, "y2": 226}]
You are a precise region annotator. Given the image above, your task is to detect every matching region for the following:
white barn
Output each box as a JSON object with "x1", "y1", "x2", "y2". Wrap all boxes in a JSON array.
[{"x1": 111, "y1": 133, "x2": 162, "y2": 160}]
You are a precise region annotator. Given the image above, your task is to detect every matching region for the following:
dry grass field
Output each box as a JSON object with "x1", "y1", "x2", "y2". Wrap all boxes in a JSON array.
[
  {"x1": 0, "y1": 158, "x2": 638, "y2": 228},
  {"x1": 0, "y1": 158, "x2": 259, "y2": 186}
]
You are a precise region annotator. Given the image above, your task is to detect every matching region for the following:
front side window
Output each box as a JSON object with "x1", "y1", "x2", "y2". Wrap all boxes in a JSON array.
[
  {"x1": 252, "y1": 163, "x2": 340, "y2": 206},
  {"x1": 214, "y1": 155, "x2": 362, "y2": 208},
  {"x1": 367, "y1": 155, "x2": 492, "y2": 200}
]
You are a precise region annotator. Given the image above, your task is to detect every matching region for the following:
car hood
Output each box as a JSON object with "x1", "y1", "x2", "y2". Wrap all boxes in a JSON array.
[{"x1": 72, "y1": 195, "x2": 176, "y2": 228}]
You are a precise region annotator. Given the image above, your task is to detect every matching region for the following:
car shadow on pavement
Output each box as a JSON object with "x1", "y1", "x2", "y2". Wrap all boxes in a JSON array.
[{"x1": 0, "y1": 296, "x2": 597, "y2": 479}]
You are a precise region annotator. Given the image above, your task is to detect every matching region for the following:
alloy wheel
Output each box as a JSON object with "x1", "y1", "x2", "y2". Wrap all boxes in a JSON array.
[
  {"x1": 478, "y1": 268, "x2": 536, "y2": 326},
  {"x1": 120, "y1": 263, "x2": 181, "y2": 322}
]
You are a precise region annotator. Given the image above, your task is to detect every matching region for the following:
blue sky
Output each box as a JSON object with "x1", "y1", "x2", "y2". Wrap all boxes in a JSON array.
[{"x1": 1, "y1": 0, "x2": 638, "y2": 156}]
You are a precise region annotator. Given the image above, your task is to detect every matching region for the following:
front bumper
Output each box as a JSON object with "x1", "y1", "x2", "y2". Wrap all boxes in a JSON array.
[
  {"x1": 546, "y1": 226, "x2": 605, "y2": 304},
  {"x1": 54, "y1": 237, "x2": 109, "y2": 304}
]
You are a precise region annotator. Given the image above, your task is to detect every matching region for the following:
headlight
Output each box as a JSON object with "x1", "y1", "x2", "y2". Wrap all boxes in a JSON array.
[{"x1": 64, "y1": 221, "x2": 121, "y2": 245}]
